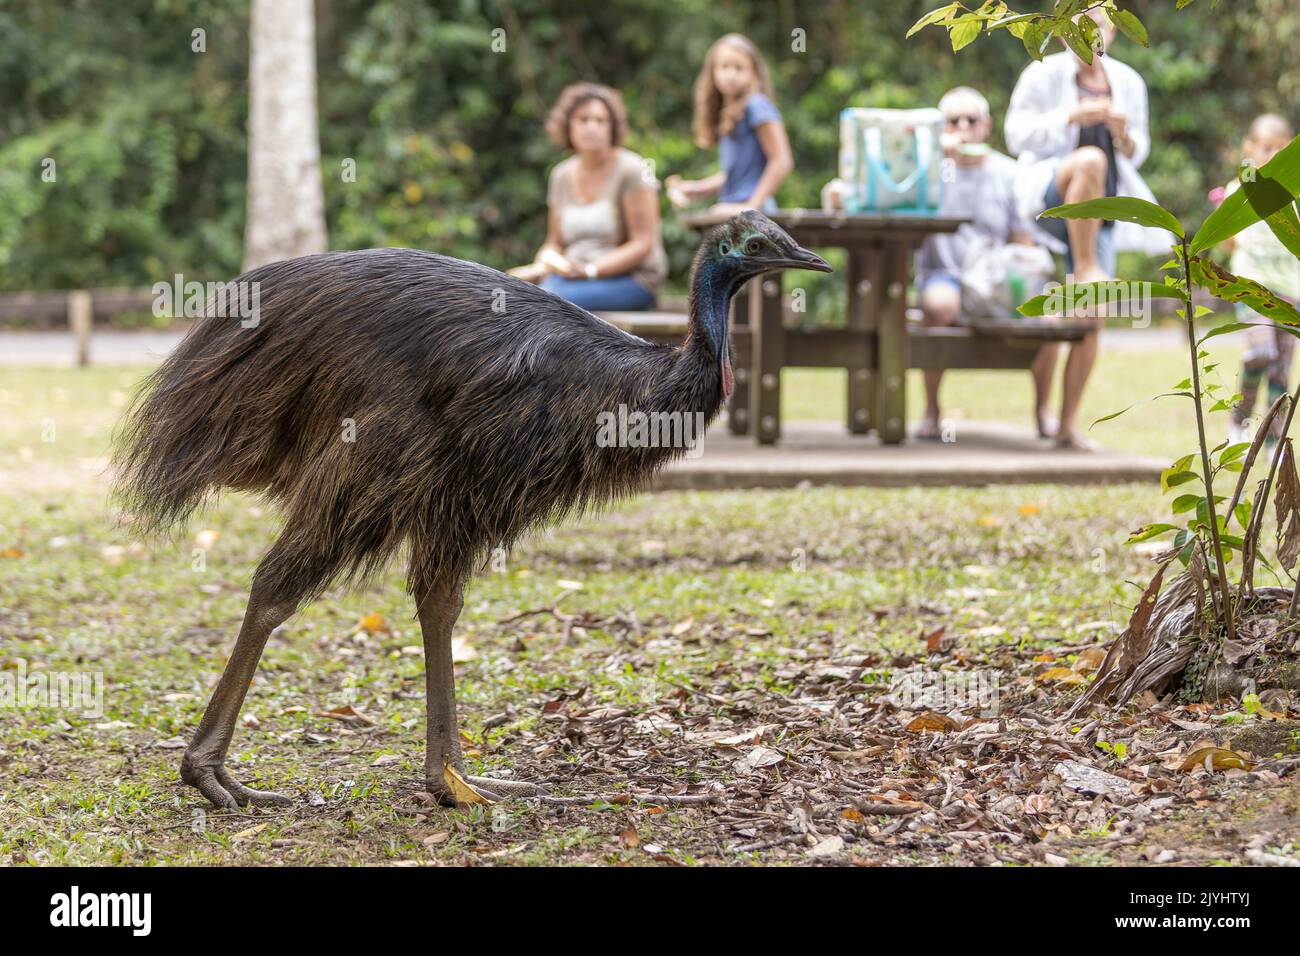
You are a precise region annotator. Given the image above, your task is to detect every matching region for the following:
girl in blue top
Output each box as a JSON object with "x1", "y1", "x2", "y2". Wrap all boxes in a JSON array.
[{"x1": 667, "y1": 34, "x2": 793, "y2": 216}]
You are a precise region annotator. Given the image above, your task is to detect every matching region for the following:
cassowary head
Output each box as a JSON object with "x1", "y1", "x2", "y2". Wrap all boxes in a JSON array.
[
  {"x1": 709, "y1": 210, "x2": 832, "y2": 279},
  {"x1": 694, "y1": 210, "x2": 832, "y2": 398}
]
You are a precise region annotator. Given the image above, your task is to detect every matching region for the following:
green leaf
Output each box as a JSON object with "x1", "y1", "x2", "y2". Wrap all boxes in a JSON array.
[
  {"x1": 1127, "y1": 523, "x2": 1179, "y2": 544},
  {"x1": 949, "y1": 16, "x2": 983, "y2": 51},
  {"x1": 1091, "y1": 402, "x2": 1138, "y2": 426},
  {"x1": 1111, "y1": 9, "x2": 1148, "y2": 46},
  {"x1": 1164, "y1": 460, "x2": 1190, "y2": 494},
  {"x1": 1187, "y1": 256, "x2": 1300, "y2": 327},
  {"x1": 1018, "y1": 280, "x2": 1185, "y2": 317},
  {"x1": 1196, "y1": 498, "x2": 1211, "y2": 527},
  {"x1": 1040, "y1": 197, "x2": 1184, "y2": 237},
  {"x1": 1058, "y1": 18, "x2": 1094, "y2": 62},
  {"x1": 1171, "y1": 493, "x2": 1201, "y2": 515},
  {"x1": 1262, "y1": 200, "x2": 1300, "y2": 262},
  {"x1": 1219, "y1": 534, "x2": 1245, "y2": 551},
  {"x1": 1197, "y1": 321, "x2": 1255, "y2": 345},
  {"x1": 1235, "y1": 500, "x2": 1253, "y2": 529},
  {"x1": 1019, "y1": 20, "x2": 1049, "y2": 58},
  {"x1": 1220, "y1": 442, "x2": 1250, "y2": 464},
  {"x1": 1190, "y1": 133, "x2": 1300, "y2": 254},
  {"x1": 906, "y1": 3, "x2": 960, "y2": 38}
]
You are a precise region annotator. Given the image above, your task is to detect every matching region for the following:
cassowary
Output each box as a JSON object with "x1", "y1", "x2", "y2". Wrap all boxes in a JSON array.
[{"x1": 113, "y1": 211, "x2": 831, "y2": 807}]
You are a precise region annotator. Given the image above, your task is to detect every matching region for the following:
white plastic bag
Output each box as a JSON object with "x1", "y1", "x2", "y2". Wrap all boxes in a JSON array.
[{"x1": 959, "y1": 238, "x2": 1056, "y2": 319}]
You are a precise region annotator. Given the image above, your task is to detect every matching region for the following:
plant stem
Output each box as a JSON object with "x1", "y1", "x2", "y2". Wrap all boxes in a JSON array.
[{"x1": 1180, "y1": 237, "x2": 1236, "y2": 643}]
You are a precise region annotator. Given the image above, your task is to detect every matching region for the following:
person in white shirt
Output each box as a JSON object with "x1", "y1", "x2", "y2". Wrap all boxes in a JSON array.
[
  {"x1": 1005, "y1": 8, "x2": 1167, "y2": 449},
  {"x1": 912, "y1": 87, "x2": 1052, "y2": 440}
]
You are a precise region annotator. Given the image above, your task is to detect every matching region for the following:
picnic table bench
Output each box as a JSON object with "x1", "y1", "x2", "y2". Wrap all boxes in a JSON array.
[{"x1": 598, "y1": 208, "x2": 1092, "y2": 445}]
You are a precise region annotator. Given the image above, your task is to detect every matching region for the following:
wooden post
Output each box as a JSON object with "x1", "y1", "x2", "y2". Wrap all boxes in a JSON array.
[
  {"x1": 875, "y1": 245, "x2": 909, "y2": 444},
  {"x1": 728, "y1": 279, "x2": 753, "y2": 435},
  {"x1": 750, "y1": 274, "x2": 785, "y2": 445},
  {"x1": 846, "y1": 245, "x2": 878, "y2": 435},
  {"x1": 68, "y1": 290, "x2": 93, "y2": 368}
]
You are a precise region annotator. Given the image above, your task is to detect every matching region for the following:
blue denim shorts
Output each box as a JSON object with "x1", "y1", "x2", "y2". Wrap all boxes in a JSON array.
[
  {"x1": 1042, "y1": 173, "x2": 1118, "y2": 276},
  {"x1": 918, "y1": 271, "x2": 961, "y2": 296}
]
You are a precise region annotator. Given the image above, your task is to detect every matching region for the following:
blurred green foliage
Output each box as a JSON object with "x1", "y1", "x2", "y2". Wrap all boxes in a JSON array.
[{"x1": 1, "y1": 0, "x2": 1297, "y2": 294}]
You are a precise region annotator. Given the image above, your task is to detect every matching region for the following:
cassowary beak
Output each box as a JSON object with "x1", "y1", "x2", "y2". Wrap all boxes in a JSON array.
[{"x1": 765, "y1": 244, "x2": 833, "y2": 274}]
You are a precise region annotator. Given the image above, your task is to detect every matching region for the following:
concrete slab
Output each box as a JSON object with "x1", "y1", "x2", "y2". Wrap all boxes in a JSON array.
[{"x1": 655, "y1": 419, "x2": 1163, "y2": 490}]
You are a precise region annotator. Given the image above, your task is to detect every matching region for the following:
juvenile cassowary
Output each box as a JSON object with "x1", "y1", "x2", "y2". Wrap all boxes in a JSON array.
[{"x1": 114, "y1": 211, "x2": 830, "y2": 807}]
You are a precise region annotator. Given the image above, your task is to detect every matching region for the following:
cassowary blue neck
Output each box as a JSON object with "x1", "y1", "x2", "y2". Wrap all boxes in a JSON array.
[{"x1": 687, "y1": 254, "x2": 744, "y2": 358}]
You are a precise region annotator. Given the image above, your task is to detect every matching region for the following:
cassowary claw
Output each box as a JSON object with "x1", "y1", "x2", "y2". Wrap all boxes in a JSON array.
[{"x1": 183, "y1": 758, "x2": 292, "y2": 810}]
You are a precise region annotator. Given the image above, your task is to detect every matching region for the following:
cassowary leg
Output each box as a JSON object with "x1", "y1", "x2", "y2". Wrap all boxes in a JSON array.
[
  {"x1": 416, "y1": 574, "x2": 544, "y2": 805},
  {"x1": 181, "y1": 578, "x2": 298, "y2": 810}
]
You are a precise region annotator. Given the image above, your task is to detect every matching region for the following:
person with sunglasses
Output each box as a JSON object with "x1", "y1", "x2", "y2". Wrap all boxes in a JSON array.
[
  {"x1": 824, "y1": 87, "x2": 1049, "y2": 441},
  {"x1": 911, "y1": 87, "x2": 1051, "y2": 441}
]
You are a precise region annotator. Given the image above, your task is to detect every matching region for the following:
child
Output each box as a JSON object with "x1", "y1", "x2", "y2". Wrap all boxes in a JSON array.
[
  {"x1": 1222, "y1": 114, "x2": 1300, "y2": 443},
  {"x1": 666, "y1": 34, "x2": 793, "y2": 215}
]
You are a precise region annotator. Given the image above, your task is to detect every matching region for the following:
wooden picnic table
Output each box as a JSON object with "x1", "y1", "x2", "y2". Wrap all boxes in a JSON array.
[{"x1": 682, "y1": 208, "x2": 967, "y2": 445}]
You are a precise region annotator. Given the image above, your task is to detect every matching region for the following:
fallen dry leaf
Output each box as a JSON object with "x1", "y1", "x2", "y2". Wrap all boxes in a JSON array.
[
  {"x1": 356, "y1": 613, "x2": 391, "y2": 635},
  {"x1": 742, "y1": 747, "x2": 785, "y2": 770},
  {"x1": 618, "y1": 825, "x2": 640, "y2": 849},
  {"x1": 906, "y1": 712, "x2": 959, "y2": 733},
  {"x1": 1178, "y1": 747, "x2": 1253, "y2": 773},
  {"x1": 316, "y1": 704, "x2": 374, "y2": 725},
  {"x1": 442, "y1": 761, "x2": 490, "y2": 804},
  {"x1": 1037, "y1": 667, "x2": 1086, "y2": 685},
  {"x1": 1072, "y1": 647, "x2": 1106, "y2": 673},
  {"x1": 232, "y1": 822, "x2": 267, "y2": 842}
]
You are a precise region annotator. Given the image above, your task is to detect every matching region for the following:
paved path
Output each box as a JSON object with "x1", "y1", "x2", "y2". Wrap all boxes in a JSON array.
[{"x1": 656, "y1": 419, "x2": 1161, "y2": 490}]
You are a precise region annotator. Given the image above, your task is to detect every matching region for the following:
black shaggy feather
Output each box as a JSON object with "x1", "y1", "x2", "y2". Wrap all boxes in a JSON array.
[{"x1": 114, "y1": 216, "x2": 818, "y2": 607}]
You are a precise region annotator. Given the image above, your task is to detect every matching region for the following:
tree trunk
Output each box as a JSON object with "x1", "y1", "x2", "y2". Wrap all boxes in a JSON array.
[{"x1": 243, "y1": 0, "x2": 327, "y2": 272}]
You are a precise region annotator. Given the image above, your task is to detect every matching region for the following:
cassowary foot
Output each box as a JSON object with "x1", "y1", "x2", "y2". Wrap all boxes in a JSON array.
[
  {"x1": 182, "y1": 755, "x2": 292, "y2": 810},
  {"x1": 425, "y1": 764, "x2": 546, "y2": 806},
  {"x1": 466, "y1": 775, "x2": 546, "y2": 798}
]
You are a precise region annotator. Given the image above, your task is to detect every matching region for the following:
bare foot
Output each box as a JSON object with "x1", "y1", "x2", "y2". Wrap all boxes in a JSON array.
[
  {"x1": 1037, "y1": 411, "x2": 1059, "y2": 440},
  {"x1": 915, "y1": 417, "x2": 942, "y2": 441},
  {"x1": 1054, "y1": 430, "x2": 1099, "y2": 452}
]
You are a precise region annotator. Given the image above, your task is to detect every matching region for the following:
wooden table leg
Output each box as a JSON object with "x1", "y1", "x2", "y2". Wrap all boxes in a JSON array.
[
  {"x1": 727, "y1": 280, "x2": 752, "y2": 435},
  {"x1": 875, "y1": 244, "x2": 910, "y2": 444},
  {"x1": 846, "y1": 246, "x2": 877, "y2": 435},
  {"x1": 750, "y1": 274, "x2": 784, "y2": 445}
]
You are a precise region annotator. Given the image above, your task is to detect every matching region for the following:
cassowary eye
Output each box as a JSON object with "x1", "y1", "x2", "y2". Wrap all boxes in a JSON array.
[
  {"x1": 745, "y1": 239, "x2": 763, "y2": 255},
  {"x1": 719, "y1": 240, "x2": 731, "y2": 255}
]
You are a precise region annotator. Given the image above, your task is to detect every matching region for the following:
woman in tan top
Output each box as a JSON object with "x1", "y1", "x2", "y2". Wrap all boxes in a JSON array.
[{"x1": 520, "y1": 83, "x2": 667, "y2": 311}]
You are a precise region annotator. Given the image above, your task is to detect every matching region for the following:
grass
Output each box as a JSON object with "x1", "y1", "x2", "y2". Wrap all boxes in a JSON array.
[{"x1": 0, "y1": 330, "x2": 1293, "y2": 866}]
